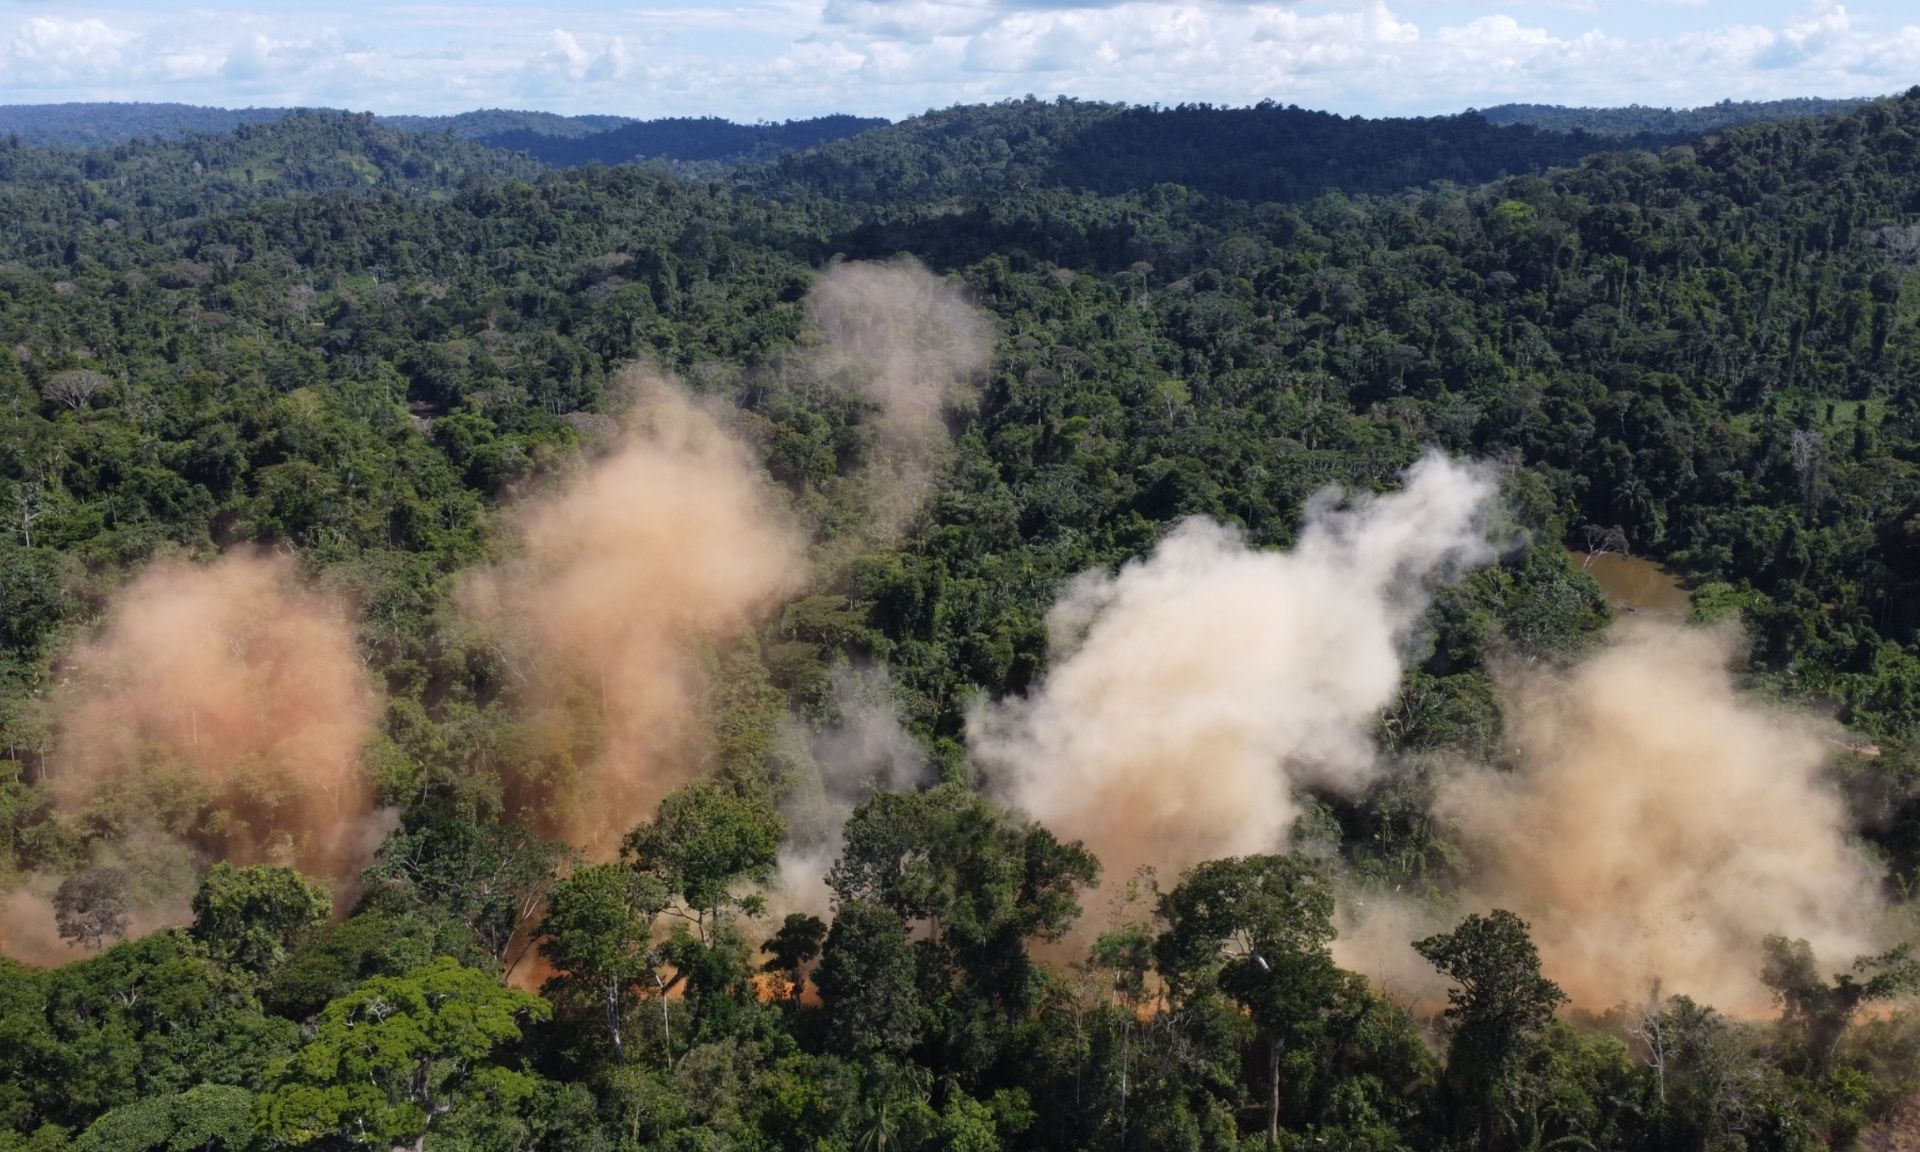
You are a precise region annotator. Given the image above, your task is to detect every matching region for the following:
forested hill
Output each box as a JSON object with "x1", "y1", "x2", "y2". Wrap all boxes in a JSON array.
[
  {"x1": 1481, "y1": 96, "x2": 1872, "y2": 138},
  {"x1": 377, "y1": 108, "x2": 635, "y2": 140},
  {"x1": 480, "y1": 114, "x2": 889, "y2": 168},
  {"x1": 0, "y1": 102, "x2": 294, "y2": 147},
  {"x1": 1, "y1": 88, "x2": 1920, "y2": 1152},
  {"x1": 751, "y1": 96, "x2": 1694, "y2": 206},
  {"x1": 0, "y1": 104, "x2": 633, "y2": 148},
  {"x1": 0, "y1": 101, "x2": 877, "y2": 168},
  {"x1": 0, "y1": 110, "x2": 540, "y2": 260}
]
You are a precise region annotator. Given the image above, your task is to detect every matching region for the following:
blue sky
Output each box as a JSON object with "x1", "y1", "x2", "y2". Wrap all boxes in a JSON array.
[{"x1": 0, "y1": 1, "x2": 1913, "y2": 121}]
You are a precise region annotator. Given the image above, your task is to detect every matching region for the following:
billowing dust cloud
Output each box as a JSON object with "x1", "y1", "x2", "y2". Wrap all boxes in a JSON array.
[
  {"x1": 1437, "y1": 622, "x2": 1888, "y2": 1010},
  {"x1": 1, "y1": 889, "x2": 82, "y2": 967},
  {"x1": 1, "y1": 849, "x2": 195, "y2": 967},
  {"x1": 49, "y1": 551, "x2": 379, "y2": 880},
  {"x1": 807, "y1": 258, "x2": 992, "y2": 536},
  {"x1": 972, "y1": 453, "x2": 1497, "y2": 890},
  {"x1": 775, "y1": 665, "x2": 932, "y2": 915},
  {"x1": 464, "y1": 372, "x2": 806, "y2": 853}
]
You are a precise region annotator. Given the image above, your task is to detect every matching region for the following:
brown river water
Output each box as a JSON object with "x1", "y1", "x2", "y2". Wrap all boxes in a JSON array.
[{"x1": 1564, "y1": 549, "x2": 1692, "y2": 618}]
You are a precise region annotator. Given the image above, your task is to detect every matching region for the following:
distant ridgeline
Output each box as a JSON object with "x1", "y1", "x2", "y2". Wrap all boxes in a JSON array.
[
  {"x1": 0, "y1": 96, "x2": 1868, "y2": 182},
  {"x1": 0, "y1": 110, "x2": 543, "y2": 225},
  {"x1": 0, "y1": 102, "x2": 296, "y2": 148},
  {"x1": 1479, "y1": 96, "x2": 1873, "y2": 138},
  {"x1": 0, "y1": 101, "x2": 888, "y2": 168},
  {"x1": 739, "y1": 95, "x2": 1879, "y2": 208},
  {"x1": 478, "y1": 115, "x2": 891, "y2": 168},
  {"x1": 749, "y1": 97, "x2": 1699, "y2": 207},
  {"x1": 377, "y1": 108, "x2": 637, "y2": 141}
]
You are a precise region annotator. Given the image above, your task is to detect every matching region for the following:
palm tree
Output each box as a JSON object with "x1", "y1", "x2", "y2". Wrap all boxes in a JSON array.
[{"x1": 855, "y1": 1061, "x2": 931, "y2": 1152}]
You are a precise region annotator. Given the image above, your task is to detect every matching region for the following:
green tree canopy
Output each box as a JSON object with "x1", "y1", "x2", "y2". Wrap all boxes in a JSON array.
[
  {"x1": 189, "y1": 864, "x2": 329, "y2": 975},
  {"x1": 256, "y1": 957, "x2": 549, "y2": 1148}
]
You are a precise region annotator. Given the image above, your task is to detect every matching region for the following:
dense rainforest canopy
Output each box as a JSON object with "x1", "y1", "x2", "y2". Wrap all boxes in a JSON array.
[
  {"x1": 0, "y1": 104, "x2": 881, "y2": 169},
  {"x1": 0, "y1": 90, "x2": 1918, "y2": 1151}
]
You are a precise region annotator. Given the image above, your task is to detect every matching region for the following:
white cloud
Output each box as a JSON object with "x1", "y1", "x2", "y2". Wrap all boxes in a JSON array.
[
  {"x1": 8, "y1": 16, "x2": 131, "y2": 81},
  {"x1": 823, "y1": 0, "x2": 997, "y2": 42},
  {"x1": 1757, "y1": 0, "x2": 1850, "y2": 68},
  {"x1": 0, "y1": 1, "x2": 1909, "y2": 120},
  {"x1": 962, "y1": 10, "x2": 1102, "y2": 73},
  {"x1": 511, "y1": 28, "x2": 643, "y2": 99}
]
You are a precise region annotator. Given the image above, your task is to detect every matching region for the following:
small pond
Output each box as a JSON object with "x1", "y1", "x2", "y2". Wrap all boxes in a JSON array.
[{"x1": 1564, "y1": 549, "x2": 1692, "y2": 619}]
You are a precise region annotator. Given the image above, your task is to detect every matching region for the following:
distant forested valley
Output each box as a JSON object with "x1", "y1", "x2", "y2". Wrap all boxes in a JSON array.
[{"x1": 0, "y1": 90, "x2": 1918, "y2": 1152}]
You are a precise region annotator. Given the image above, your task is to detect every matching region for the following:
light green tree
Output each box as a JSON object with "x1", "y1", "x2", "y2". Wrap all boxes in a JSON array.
[{"x1": 255, "y1": 958, "x2": 549, "y2": 1148}]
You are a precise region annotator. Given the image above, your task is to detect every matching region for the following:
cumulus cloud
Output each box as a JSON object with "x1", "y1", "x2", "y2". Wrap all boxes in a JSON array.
[
  {"x1": 0, "y1": 2, "x2": 1909, "y2": 123},
  {"x1": 8, "y1": 16, "x2": 130, "y2": 81},
  {"x1": 516, "y1": 28, "x2": 641, "y2": 96}
]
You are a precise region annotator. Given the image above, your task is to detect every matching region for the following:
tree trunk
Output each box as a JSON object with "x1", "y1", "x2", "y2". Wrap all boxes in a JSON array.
[
  {"x1": 606, "y1": 980, "x2": 624, "y2": 1063},
  {"x1": 658, "y1": 976, "x2": 672, "y2": 1064},
  {"x1": 1267, "y1": 1037, "x2": 1282, "y2": 1152}
]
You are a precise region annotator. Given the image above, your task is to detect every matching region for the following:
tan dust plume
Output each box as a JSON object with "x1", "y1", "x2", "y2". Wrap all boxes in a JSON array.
[
  {"x1": 463, "y1": 370, "x2": 806, "y2": 854},
  {"x1": 807, "y1": 258, "x2": 993, "y2": 537},
  {"x1": 1436, "y1": 621, "x2": 1888, "y2": 1011},
  {"x1": 971, "y1": 452, "x2": 1497, "y2": 890},
  {"x1": 1, "y1": 858, "x2": 195, "y2": 966},
  {"x1": 48, "y1": 551, "x2": 379, "y2": 880},
  {"x1": 1, "y1": 888, "x2": 84, "y2": 967}
]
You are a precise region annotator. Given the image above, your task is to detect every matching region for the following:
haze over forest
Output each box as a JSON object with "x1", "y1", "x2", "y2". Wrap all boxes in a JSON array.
[{"x1": 1, "y1": 35, "x2": 1919, "y2": 1152}]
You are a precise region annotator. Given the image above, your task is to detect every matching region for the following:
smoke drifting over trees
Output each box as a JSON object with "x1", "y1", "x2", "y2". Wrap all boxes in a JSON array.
[
  {"x1": 0, "y1": 262, "x2": 1901, "y2": 1043},
  {"x1": 971, "y1": 453, "x2": 1498, "y2": 889},
  {"x1": 1440, "y1": 624, "x2": 1888, "y2": 1009},
  {"x1": 775, "y1": 665, "x2": 932, "y2": 915},
  {"x1": 50, "y1": 551, "x2": 379, "y2": 877},
  {"x1": 806, "y1": 257, "x2": 993, "y2": 538},
  {"x1": 2, "y1": 258, "x2": 990, "y2": 967},
  {"x1": 13, "y1": 94, "x2": 1920, "y2": 1149},
  {"x1": 0, "y1": 553, "x2": 378, "y2": 962},
  {"x1": 966, "y1": 454, "x2": 1898, "y2": 1012},
  {"x1": 461, "y1": 371, "x2": 806, "y2": 854}
]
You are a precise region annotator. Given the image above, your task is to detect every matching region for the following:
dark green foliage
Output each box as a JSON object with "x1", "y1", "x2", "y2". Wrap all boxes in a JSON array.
[
  {"x1": 71, "y1": 1083, "x2": 253, "y2": 1152},
  {"x1": 261, "y1": 911, "x2": 483, "y2": 1022},
  {"x1": 1761, "y1": 937, "x2": 1920, "y2": 1070},
  {"x1": 1156, "y1": 856, "x2": 1345, "y2": 1148},
  {"x1": 360, "y1": 805, "x2": 569, "y2": 972},
  {"x1": 0, "y1": 87, "x2": 1919, "y2": 1152},
  {"x1": 1418, "y1": 910, "x2": 1566, "y2": 1066},
  {"x1": 481, "y1": 114, "x2": 888, "y2": 169},
  {"x1": 188, "y1": 864, "x2": 328, "y2": 975},
  {"x1": 0, "y1": 932, "x2": 297, "y2": 1133},
  {"x1": 538, "y1": 863, "x2": 665, "y2": 1063},
  {"x1": 52, "y1": 868, "x2": 129, "y2": 952},
  {"x1": 1481, "y1": 97, "x2": 1870, "y2": 138},
  {"x1": 624, "y1": 781, "x2": 785, "y2": 925},
  {"x1": 762, "y1": 912, "x2": 828, "y2": 1005},
  {"x1": 1417, "y1": 910, "x2": 1569, "y2": 1149},
  {"x1": 254, "y1": 957, "x2": 547, "y2": 1147},
  {"x1": 816, "y1": 899, "x2": 921, "y2": 1058}
]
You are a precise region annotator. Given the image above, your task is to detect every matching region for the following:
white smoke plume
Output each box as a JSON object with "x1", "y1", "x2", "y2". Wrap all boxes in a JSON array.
[
  {"x1": 971, "y1": 452, "x2": 1499, "y2": 890},
  {"x1": 807, "y1": 258, "x2": 993, "y2": 538},
  {"x1": 775, "y1": 665, "x2": 933, "y2": 916}
]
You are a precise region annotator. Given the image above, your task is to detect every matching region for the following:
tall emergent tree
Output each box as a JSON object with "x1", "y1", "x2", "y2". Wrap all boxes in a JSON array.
[{"x1": 1416, "y1": 910, "x2": 1567, "y2": 1150}]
